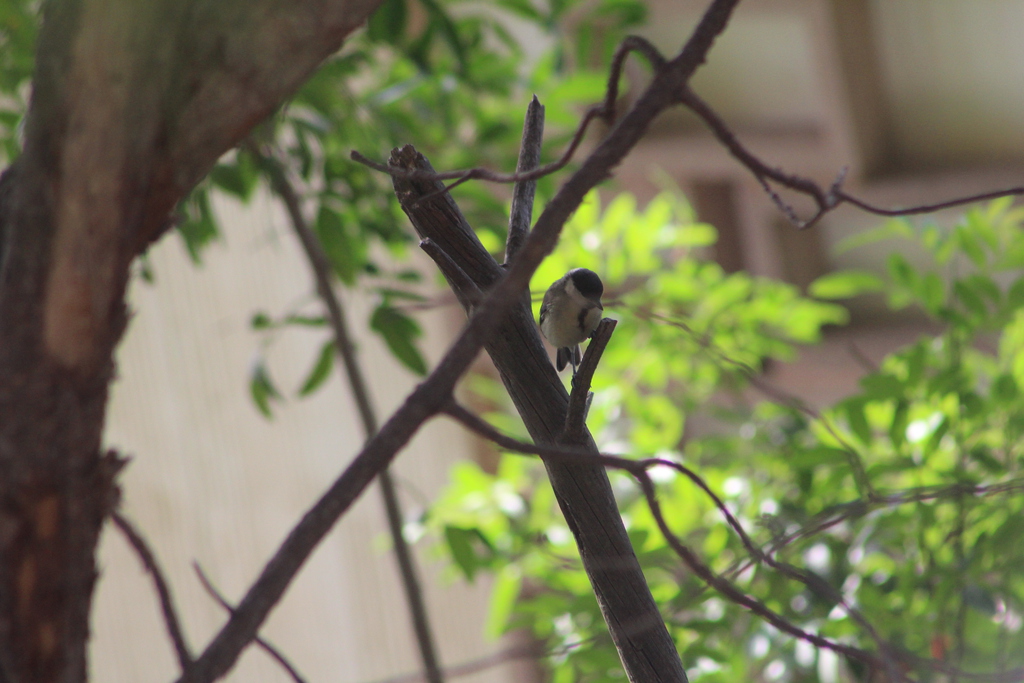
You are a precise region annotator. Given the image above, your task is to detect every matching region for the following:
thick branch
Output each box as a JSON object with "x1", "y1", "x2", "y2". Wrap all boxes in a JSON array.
[{"x1": 391, "y1": 146, "x2": 684, "y2": 681}]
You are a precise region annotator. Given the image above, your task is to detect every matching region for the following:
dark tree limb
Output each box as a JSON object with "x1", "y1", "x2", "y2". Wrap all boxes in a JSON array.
[
  {"x1": 180, "y1": 3, "x2": 743, "y2": 680},
  {"x1": 505, "y1": 96, "x2": 545, "y2": 266},
  {"x1": 254, "y1": 147, "x2": 444, "y2": 683},
  {"x1": 192, "y1": 564, "x2": 306, "y2": 683},
  {"x1": 110, "y1": 512, "x2": 193, "y2": 675},
  {"x1": 390, "y1": 146, "x2": 685, "y2": 681}
]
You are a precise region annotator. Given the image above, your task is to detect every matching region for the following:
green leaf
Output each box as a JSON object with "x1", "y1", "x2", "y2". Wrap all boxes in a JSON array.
[
  {"x1": 486, "y1": 565, "x2": 522, "y2": 638},
  {"x1": 993, "y1": 373, "x2": 1018, "y2": 402},
  {"x1": 676, "y1": 222, "x2": 717, "y2": 247},
  {"x1": 918, "y1": 272, "x2": 946, "y2": 314},
  {"x1": 809, "y1": 270, "x2": 885, "y2": 299},
  {"x1": 835, "y1": 219, "x2": 913, "y2": 253},
  {"x1": 954, "y1": 280, "x2": 988, "y2": 320},
  {"x1": 785, "y1": 446, "x2": 849, "y2": 469},
  {"x1": 316, "y1": 206, "x2": 360, "y2": 284},
  {"x1": 284, "y1": 314, "x2": 328, "y2": 327},
  {"x1": 209, "y1": 155, "x2": 258, "y2": 201},
  {"x1": 249, "y1": 360, "x2": 282, "y2": 418},
  {"x1": 374, "y1": 287, "x2": 427, "y2": 303},
  {"x1": 370, "y1": 303, "x2": 428, "y2": 375},
  {"x1": 860, "y1": 374, "x2": 904, "y2": 400},
  {"x1": 1008, "y1": 277, "x2": 1024, "y2": 312},
  {"x1": 444, "y1": 526, "x2": 493, "y2": 582},
  {"x1": 367, "y1": 0, "x2": 407, "y2": 44},
  {"x1": 968, "y1": 446, "x2": 1002, "y2": 473},
  {"x1": 923, "y1": 416, "x2": 950, "y2": 455},
  {"x1": 956, "y1": 224, "x2": 988, "y2": 268},
  {"x1": 177, "y1": 189, "x2": 219, "y2": 263},
  {"x1": 299, "y1": 340, "x2": 335, "y2": 396},
  {"x1": 251, "y1": 312, "x2": 273, "y2": 330},
  {"x1": 418, "y1": 0, "x2": 468, "y2": 76},
  {"x1": 889, "y1": 400, "x2": 909, "y2": 450},
  {"x1": 887, "y1": 253, "x2": 917, "y2": 299},
  {"x1": 137, "y1": 253, "x2": 155, "y2": 283},
  {"x1": 844, "y1": 399, "x2": 872, "y2": 444},
  {"x1": 397, "y1": 269, "x2": 423, "y2": 282}
]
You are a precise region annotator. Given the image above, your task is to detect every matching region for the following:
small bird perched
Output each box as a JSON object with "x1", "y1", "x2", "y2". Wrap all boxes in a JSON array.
[{"x1": 539, "y1": 268, "x2": 604, "y2": 374}]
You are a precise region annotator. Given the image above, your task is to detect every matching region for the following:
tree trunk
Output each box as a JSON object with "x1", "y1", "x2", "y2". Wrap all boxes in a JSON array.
[{"x1": 0, "y1": 1, "x2": 382, "y2": 680}]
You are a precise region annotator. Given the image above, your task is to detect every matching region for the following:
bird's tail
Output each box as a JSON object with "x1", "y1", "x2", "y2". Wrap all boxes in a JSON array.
[{"x1": 556, "y1": 345, "x2": 581, "y2": 372}]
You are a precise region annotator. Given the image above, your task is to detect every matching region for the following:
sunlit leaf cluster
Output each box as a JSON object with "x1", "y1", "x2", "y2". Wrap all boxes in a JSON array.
[{"x1": 430, "y1": 196, "x2": 1024, "y2": 681}]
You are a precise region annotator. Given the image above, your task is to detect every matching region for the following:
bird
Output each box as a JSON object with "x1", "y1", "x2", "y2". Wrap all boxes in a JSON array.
[{"x1": 539, "y1": 268, "x2": 604, "y2": 374}]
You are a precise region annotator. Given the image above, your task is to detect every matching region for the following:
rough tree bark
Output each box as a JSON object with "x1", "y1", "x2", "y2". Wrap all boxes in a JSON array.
[{"x1": 0, "y1": 1, "x2": 383, "y2": 681}]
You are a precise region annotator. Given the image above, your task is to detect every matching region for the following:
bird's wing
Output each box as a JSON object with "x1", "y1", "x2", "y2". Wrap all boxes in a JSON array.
[{"x1": 539, "y1": 289, "x2": 553, "y2": 326}]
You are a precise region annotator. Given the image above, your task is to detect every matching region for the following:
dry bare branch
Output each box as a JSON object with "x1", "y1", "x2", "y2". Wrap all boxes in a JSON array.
[
  {"x1": 678, "y1": 86, "x2": 1024, "y2": 229},
  {"x1": 505, "y1": 96, "x2": 546, "y2": 266},
  {"x1": 110, "y1": 512, "x2": 193, "y2": 674},
  {"x1": 192, "y1": 563, "x2": 306, "y2": 683}
]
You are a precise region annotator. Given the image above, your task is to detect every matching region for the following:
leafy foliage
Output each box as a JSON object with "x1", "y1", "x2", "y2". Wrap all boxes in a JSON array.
[
  {"x1": 429, "y1": 195, "x2": 1024, "y2": 681},
  {"x1": 182, "y1": 0, "x2": 647, "y2": 414},
  {"x1": 0, "y1": 0, "x2": 37, "y2": 162}
]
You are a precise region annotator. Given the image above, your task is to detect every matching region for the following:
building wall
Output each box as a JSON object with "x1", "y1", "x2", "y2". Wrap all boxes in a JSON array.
[{"x1": 90, "y1": 192, "x2": 525, "y2": 682}]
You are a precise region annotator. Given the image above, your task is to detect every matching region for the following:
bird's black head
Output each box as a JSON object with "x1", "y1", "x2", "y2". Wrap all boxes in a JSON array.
[{"x1": 569, "y1": 268, "x2": 603, "y2": 300}]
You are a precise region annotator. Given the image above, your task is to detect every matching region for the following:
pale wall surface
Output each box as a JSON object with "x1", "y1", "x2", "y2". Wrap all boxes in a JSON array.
[{"x1": 90, "y1": 192, "x2": 521, "y2": 682}]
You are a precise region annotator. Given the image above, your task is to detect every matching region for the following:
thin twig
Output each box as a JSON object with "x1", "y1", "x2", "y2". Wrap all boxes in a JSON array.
[
  {"x1": 563, "y1": 318, "x2": 616, "y2": 442},
  {"x1": 836, "y1": 186, "x2": 1024, "y2": 218},
  {"x1": 678, "y1": 86, "x2": 1024, "y2": 229},
  {"x1": 392, "y1": 141, "x2": 687, "y2": 675},
  {"x1": 255, "y1": 146, "x2": 445, "y2": 683},
  {"x1": 420, "y1": 239, "x2": 482, "y2": 309},
  {"x1": 351, "y1": 99, "x2": 606, "y2": 203},
  {"x1": 192, "y1": 563, "x2": 307, "y2": 683},
  {"x1": 602, "y1": 35, "x2": 668, "y2": 121},
  {"x1": 505, "y1": 96, "x2": 545, "y2": 266},
  {"x1": 110, "y1": 511, "x2": 193, "y2": 674},
  {"x1": 363, "y1": 643, "x2": 541, "y2": 683}
]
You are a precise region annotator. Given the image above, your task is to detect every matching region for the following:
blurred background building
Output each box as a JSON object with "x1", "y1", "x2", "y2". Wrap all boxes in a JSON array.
[{"x1": 92, "y1": 1, "x2": 1024, "y2": 681}]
